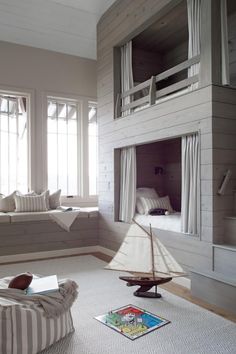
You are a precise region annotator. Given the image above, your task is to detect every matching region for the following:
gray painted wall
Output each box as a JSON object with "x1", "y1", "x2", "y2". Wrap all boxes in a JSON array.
[{"x1": 0, "y1": 40, "x2": 97, "y2": 193}]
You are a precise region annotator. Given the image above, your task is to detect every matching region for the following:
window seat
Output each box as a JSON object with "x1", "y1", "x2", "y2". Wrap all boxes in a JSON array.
[
  {"x1": 0, "y1": 207, "x2": 98, "y2": 223},
  {"x1": 0, "y1": 207, "x2": 99, "y2": 258}
]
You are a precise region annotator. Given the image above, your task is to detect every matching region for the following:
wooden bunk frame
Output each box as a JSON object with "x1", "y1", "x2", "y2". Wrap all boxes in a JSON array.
[{"x1": 115, "y1": 54, "x2": 200, "y2": 118}]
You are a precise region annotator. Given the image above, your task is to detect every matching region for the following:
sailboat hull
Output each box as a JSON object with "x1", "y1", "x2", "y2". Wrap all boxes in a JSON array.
[
  {"x1": 119, "y1": 276, "x2": 172, "y2": 298},
  {"x1": 119, "y1": 276, "x2": 172, "y2": 286}
]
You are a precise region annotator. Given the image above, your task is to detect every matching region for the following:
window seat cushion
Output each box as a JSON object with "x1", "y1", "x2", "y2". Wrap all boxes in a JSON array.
[
  {"x1": 8, "y1": 211, "x2": 52, "y2": 222},
  {"x1": 7, "y1": 207, "x2": 98, "y2": 223}
]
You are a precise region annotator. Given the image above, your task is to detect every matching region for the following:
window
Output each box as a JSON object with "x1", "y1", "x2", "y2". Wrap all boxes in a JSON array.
[
  {"x1": 88, "y1": 102, "x2": 98, "y2": 196},
  {"x1": 0, "y1": 93, "x2": 28, "y2": 195},
  {"x1": 47, "y1": 98, "x2": 79, "y2": 196}
]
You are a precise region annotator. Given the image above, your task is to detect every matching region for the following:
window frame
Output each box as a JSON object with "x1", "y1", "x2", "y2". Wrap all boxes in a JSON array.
[
  {"x1": 43, "y1": 91, "x2": 98, "y2": 206},
  {"x1": 88, "y1": 100, "x2": 98, "y2": 197}
]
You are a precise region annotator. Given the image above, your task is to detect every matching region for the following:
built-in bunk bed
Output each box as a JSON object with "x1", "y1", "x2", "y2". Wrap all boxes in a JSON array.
[
  {"x1": 116, "y1": 0, "x2": 233, "y2": 237},
  {"x1": 118, "y1": 133, "x2": 199, "y2": 236},
  {"x1": 115, "y1": 0, "x2": 232, "y2": 118},
  {"x1": 115, "y1": 0, "x2": 201, "y2": 118},
  {"x1": 134, "y1": 138, "x2": 182, "y2": 233}
]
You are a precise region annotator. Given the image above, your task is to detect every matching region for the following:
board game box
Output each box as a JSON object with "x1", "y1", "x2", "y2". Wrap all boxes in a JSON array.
[{"x1": 95, "y1": 304, "x2": 170, "y2": 340}]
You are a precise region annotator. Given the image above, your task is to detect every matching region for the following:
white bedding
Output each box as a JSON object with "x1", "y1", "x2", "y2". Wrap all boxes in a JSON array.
[{"x1": 134, "y1": 212, "x2": 181, "y2": 233}]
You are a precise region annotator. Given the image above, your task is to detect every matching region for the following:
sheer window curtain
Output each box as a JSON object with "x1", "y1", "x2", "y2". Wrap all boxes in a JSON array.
[
  {"x1": 187, "y1": 0, "x2": 201, "y2": 90},
  {"x1": 221, "y1": 0, "x2": 230, "y2": 85},
  {"x1": 181, "y1": 134, "x2": 199, "y2": 234},
  {"x1": 119, "y1": 146, "x2": 136, "y2": 223},
  {"x1": 121, "y1": 41, "x2": 134, "y2": 116}
]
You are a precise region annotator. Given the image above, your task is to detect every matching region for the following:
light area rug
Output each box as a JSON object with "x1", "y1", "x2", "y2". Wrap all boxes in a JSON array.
[{"x1": 0, "y1": 255, "x2": 235, "y2": 354}]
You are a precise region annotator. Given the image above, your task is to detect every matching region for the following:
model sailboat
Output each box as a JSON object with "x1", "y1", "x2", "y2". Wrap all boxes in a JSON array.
[{"x1": 105, "y1": 219, "x2": 186, "y2": 298}]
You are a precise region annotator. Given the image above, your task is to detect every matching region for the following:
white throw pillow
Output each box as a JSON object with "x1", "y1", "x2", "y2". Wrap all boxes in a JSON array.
[
  {"x1": 14, "y1": 194, "x2": 47, "y2": 212},
  {"x1": 41, "y1": 190, "x2": 50, "y2": 209},
  {"x1": 49, "y1": 189, "x2": 61, "y2": 209},
  {"x1": 140, "y1": 196, "x2": 174, "y2": 215},
  {"x1": 0, "y1": 191, "x2": 17, "y2": 212},
  {"x1": 136, "y1": 188, "x2": 159, "y2": 214}
]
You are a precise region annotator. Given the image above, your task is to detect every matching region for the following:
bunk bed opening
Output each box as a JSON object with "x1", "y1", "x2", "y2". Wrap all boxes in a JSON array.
[
  {"x1": 117, "y1": 133, "x2": 200, "y2": 236},
  {"x1": 115, "y1": 0, "x2": 201, "y2": 118},
  {"x1": 134, "y1": 138, "x2": 182, "y2": 233}
]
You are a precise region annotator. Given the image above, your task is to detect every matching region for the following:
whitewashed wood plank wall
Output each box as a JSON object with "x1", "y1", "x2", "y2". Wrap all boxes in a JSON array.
[{"x1": 97, "y1": 0, "x2": 236, "y2": 278}]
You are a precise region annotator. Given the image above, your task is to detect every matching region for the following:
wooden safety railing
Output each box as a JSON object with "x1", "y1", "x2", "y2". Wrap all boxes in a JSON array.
[{"x1": 115, "y1": 55, "x2": 200, "y2": 118}]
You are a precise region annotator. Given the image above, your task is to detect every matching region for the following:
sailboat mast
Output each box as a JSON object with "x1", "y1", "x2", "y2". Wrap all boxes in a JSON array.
[{"x1": 149, "y1": 224, "x2": 155, "y2": 279}]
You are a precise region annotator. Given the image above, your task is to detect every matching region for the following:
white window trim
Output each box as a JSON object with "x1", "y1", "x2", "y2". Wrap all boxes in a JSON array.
[
  {"x1": 42, "y1": 91, "x2": 98, "y2": 206},
  {"x1": 0, "y1": 85, "x2": 35, "y2": 193}
]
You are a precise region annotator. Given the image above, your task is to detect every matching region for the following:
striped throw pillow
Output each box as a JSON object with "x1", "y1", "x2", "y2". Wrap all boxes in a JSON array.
[
  {"x1": 140, "y1": 196, "x2": 174, "y2": 215},
  {"x1": 14, "y1": 194, "x2": 47, "y2": 212}
]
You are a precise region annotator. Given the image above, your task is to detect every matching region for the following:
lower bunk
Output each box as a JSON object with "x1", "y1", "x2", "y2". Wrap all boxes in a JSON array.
[{"x1": 134, "y1": 212, "x2": 181, "y2": 233}]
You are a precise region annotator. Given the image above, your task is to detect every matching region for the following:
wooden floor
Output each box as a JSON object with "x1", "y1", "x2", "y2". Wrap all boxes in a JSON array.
[{"x1": 2, "y1": 251, "x2": 236, "y2": 323}]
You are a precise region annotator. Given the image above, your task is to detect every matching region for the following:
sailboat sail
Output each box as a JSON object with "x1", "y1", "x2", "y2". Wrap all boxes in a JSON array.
[{"x1": 105, "y1": 223, "x2": 185, "y2": 278}]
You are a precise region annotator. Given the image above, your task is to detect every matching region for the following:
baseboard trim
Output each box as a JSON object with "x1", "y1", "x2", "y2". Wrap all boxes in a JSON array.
[
  {"x1": 0, "y1": 246, "x2": 101, "y2": 264},
  {"x1": 172, "y1": 276, "x2": 191, "y2": 289},
  {"x1": 97, "y1": 246, "x2": 116, "y2": 257}
]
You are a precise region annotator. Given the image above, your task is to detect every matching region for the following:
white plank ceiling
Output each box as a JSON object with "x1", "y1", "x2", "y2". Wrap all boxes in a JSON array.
[{"x1": 0, "y1": 0, "x2": 116, "y2": 59}]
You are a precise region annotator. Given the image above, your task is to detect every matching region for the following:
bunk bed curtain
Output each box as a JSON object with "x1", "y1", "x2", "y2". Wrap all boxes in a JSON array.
[
  {"x1": 221, "y1": 0, "x2": 230, "y2": 85},
  {"x1": 121, "y1": 41, "x2": 134, "y2": 116},
  {"x1": 187, "y1": 0, "x2": 201, "y2": 89},
  {"x1": 119, "y1": 146, "x2": 136, "y2": 223},
  {"x1": 181, "y1": 134, "x2": 199, "y2": 235}
]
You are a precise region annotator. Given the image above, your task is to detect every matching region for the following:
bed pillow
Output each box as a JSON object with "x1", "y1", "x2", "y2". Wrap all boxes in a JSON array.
[
  {"x1": 49, "y1": 189, "x2": 61, "y2": 209},
  {"x1": 140, "y1": 196, "x2": 174, "y2": 215},
  {"x1": 0, "y1": 191, "x2": 17, "y2": 212},
  {"x1": 136, "y1": 188, "x2": 159, "y2": 214},
  {"x1": 14, "y1": 194, "x2": 47, "y2": 212}
]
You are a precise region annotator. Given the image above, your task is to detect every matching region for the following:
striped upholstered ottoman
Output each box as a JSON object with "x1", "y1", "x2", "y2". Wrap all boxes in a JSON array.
[{"x1": 0, "y1": 277, "x2": 77, "y2": 354}]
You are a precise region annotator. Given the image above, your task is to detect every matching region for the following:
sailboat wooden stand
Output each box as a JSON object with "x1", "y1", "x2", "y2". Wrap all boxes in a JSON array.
[{"x1": 106, "y1": 219, "x2": 186, "y2": 298}]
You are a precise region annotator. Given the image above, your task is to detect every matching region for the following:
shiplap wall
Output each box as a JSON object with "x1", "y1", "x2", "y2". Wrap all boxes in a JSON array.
[
  {"x1": 0, "y1": 217, "x2": 98, "y2": 257},
  {"x1": 97, "y1": 0, "x2": 236, "y2": 311},
  {"x1": 132, "y1": 47, "x2": 162, "y2": 83},
  {"x1": 163, "y1": 41, "x2": 188, "y2": 85},
  {"x1": 136, "y1": 143, "x2": 166, "y2": 196},
  {"x1": 212, "y1": 86, "x2": 236, "y2": 244},
  {"x1": 136, "y1": 139, "x2": 181, "y2": 211},
  {"x1": 228, "y1": 11, "x2": 236, "y2": 86},
  {"x1": 97, "y1": 0, "x2": 217, "y2": 271}
]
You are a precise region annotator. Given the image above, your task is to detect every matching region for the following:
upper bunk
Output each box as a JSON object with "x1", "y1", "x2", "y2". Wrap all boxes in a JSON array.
[{"x1": 114, "y1": 0, "x2": 236, "y2": 119}]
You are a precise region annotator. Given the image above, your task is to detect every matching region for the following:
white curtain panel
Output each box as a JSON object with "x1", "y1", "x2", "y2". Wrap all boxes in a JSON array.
[
  {"x1": 181, "y1": 134, "x2": 199, "y2": 234},
  {"x1": 187, "y1": 0, "x2": 201, "y2": 90},
  {"x1": 121, "y1": 41, "x2": 134, "y2": 116},
  {"x1": 119, "y1": 146, "x2": 136, "y2": 223},
  {"x1": 221, "y1": 0, "x2": 230, "y2": 85}
]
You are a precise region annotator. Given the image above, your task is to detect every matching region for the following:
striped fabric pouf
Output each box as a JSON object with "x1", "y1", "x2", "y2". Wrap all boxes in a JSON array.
[{"x1": 0, "y1": 287, "x2": 74, "y2": 354}]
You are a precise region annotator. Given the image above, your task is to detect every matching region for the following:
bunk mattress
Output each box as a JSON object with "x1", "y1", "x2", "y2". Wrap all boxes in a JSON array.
[
  {"x1": 133, "y1": 88, "x2": 189, "y2": 112},
  {"x1": 134, "y1": 212, "x2": 181, "y2": 233}
]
